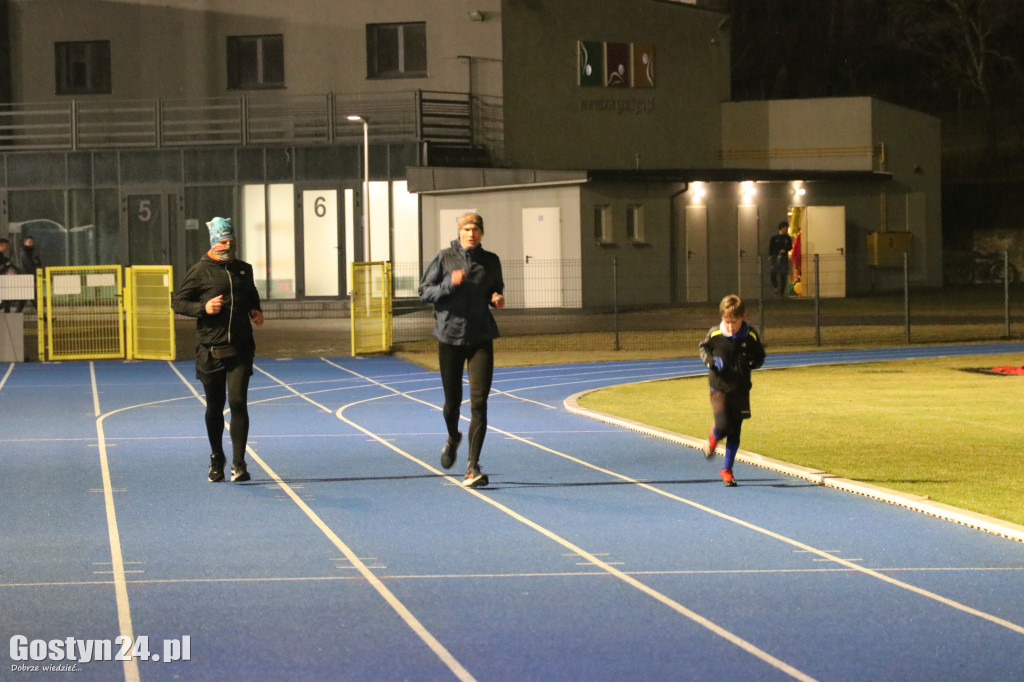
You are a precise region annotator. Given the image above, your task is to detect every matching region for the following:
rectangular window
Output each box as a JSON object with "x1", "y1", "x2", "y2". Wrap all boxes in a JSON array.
[
  {"x1": 227, "y1": 35, "x2": 285, "y2": 90},
  {"x1": 627, "y1": 204, "x2": 645, "y2": 243},
  {"x1": 594, "y1": 205, "x2": 612, "y2": 244},
  {"x1": 366, "y1": 22, "x2": 427, "y2": 79},
  {"x1": 55, "y1": 41, "x2": 111, "y2": 95}
]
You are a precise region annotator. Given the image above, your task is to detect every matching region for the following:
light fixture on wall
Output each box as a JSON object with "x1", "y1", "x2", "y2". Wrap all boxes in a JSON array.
[
  {"x1": 792, "y1": 181, "x2": 806, "y2": 197},
  {"x1": 691, "y1": 182, "x2": 706, "y2": 201},
  {"x1": 740, "y1": 180, "x2": 756, "y2": 203},
  {"x1": 468, "y1": 9, "x2": 484, "y2": 21}
]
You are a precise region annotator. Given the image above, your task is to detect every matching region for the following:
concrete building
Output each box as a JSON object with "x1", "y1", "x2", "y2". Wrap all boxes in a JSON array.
[{"x1": 0, "y1": 0, "x2": 941, "y2": 312}]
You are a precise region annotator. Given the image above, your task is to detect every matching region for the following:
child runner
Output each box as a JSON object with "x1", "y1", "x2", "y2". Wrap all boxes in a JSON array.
[{"x1": 698, "y1": 294, "x2": 766, "y2": 486}]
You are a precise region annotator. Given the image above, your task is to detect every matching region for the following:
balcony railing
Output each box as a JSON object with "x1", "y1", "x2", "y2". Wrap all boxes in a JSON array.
[{"x1": 0, "y1": 90, "x2": 503, "y2": 155}]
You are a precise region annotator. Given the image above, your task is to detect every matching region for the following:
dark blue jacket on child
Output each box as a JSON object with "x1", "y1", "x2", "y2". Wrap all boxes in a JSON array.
[{"x1": 698, "y1": 321, "x2": 766, "y2": 394}]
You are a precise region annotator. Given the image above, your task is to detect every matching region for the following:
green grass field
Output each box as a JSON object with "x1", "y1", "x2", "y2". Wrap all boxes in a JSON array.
[{"x1": 577, "y1": 353, "x2": 1024, "y2": 527}]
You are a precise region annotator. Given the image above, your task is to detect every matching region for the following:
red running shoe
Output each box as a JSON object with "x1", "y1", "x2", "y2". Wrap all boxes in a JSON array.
[
  {"x1": 703, "y1": 428, "x2": 718, "y2": 459},
  {"x1": 720, "y1": 469, "x2": 737, "y2": 487}
]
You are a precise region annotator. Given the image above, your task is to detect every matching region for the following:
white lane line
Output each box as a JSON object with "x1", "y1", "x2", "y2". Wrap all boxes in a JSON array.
[
  {"x1": 321, "y1": 360, "x2": 817, "y2": 682},
  {"x1": 89, "y1": 372, "x2": 235, "y2": 682},
  {"x1": 335, "y1": 358, "x2": 1024, "y2": 639},
  {"x1": 6, "y1": 564, "x2": 1023, "y2": 589},
  {"x1": 244, "y1": 363, "x2": 477, "y2": 682},
  {"x1": 0, "y1": 362, "x2": 15, "y2": 391},
  {"x1": 90, "y1": 362, "x2": 140, "y2": 682},
  {"x1": 536, "y1": 420, "x2": 1024, "y2": 635}
]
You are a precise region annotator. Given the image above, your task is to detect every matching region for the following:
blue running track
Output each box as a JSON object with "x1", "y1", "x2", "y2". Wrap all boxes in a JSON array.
[{"x1": 2, "y1": 342, "x2": 1023, "y2": 681}]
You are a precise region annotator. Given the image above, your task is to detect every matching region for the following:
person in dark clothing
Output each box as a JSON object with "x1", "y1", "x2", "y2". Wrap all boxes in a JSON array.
[
  {"x1": 418, "y1": 212, "x2": 505, "y2": 488},
  {"x1": 11, "y1": 235, "x2": 41, "y2": 312},
  {"x1": 768, "y1": 221, "x2": 793, "y2": 296},
  {"x1": 0, "y1": 238, "x2": 11, "y2": 273},
  {"x1": 172, "y1": 217, "x2": 264, "y2": 483},
  {"x1": 0, "y1": 238, "x2": 14, "y2": 312},
  {"x1": 698, "y1": 294, "x2": 766, "y2": 487}
]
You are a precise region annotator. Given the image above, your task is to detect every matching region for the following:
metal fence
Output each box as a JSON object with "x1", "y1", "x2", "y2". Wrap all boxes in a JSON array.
[
  {"x1": 43, "y1": 265, "x2": 125, "y2": 360},
  {"x1": 392, "y1": 251, "x2": 1023, "y2": 353},
  {"x1": 351, "y1": 261, "x2": 392, "y2": 356}
]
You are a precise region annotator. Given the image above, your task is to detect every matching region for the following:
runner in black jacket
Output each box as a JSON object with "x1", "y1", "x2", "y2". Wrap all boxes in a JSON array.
[
  {"x1": 419, "y1": 212, "x2": 505, "y2": 487},
  {"x1": 698, "y1": 294, "x2": 765, "y2": 486},
  {"x1": 172, "y1": 217, "x2": 264, "y2": 483}
]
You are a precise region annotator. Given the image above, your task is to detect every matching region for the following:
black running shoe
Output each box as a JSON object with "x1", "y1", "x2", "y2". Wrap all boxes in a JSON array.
[
  {"x1": 441, "y1": 432, "x2": 462, "y2": 469},
  {"x1": 231, "y1": 463, "x2": 250, "y2": 482},
  {"x1": 462, "y1": 465, "x2": 489, "y2": 488},
  {"x1": 208, "y1": 453, "x2": 226, "y2": 482}
]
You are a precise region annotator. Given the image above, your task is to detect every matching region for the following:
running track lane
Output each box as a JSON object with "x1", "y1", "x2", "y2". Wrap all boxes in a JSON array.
[{"x1": 1, "y1": 343, "x2": 1022, "y2": 681}]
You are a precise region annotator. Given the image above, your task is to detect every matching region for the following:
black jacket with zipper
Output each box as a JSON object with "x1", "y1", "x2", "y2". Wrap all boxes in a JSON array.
[
  {"x1": 172, "y1": 254, "x2": 262, "y2": 375},
  {"x1": 418, "y1": 239, "x2": 504, "y2": 346},
  {"x1": 698, "y1": 322, "x2": 766, "y2": 394}
]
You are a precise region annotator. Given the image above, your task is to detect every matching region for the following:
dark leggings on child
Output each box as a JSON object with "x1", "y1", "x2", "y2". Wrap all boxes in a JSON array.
[
  {"x1": 438, "y1": 340, "x2": 494, "y2": 467},
  {"x1": 709, "y1": 388, "x2": 744, "y2": 470},
  {"x1": 200, "y1": 359, "x2": 252, "y2": 465}
]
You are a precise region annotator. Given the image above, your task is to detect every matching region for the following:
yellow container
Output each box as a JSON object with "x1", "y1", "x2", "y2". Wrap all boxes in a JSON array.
[{"x1": 867, "y1": 231, "x2": 912, "y2": 267}]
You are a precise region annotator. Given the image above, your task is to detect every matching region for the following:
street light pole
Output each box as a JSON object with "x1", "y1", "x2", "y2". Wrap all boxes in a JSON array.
[{"x1": 346, "y1": 115, "x2": 370, "y2": 261}]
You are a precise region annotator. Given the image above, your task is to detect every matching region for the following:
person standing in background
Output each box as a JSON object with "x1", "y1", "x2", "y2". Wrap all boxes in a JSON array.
[
  {"x1": 0, "y1": 238, "x2": 14, "y2": 313},
  {"x1": 11, "y1": 235, "x2": 40, "y2": 312},
  {"x1": 768, "y1": 221, "x2": 792, "y2": 296}
]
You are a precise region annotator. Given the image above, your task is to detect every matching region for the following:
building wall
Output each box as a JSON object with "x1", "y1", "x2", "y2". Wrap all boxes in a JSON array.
[
  {"x1": 579, "y1": 181, "x2": 682, "y2": 308},
  {"x1": 721, "y1": 97, "x2": 943, "y2": 289},
  {"x1": 421, "y1": 178, "x2": 699, "y2": 311},
  {"x1": 419, "y1": 186, "x2": 583, "y2": 309},
  {"x1": 722, "y1": 98, "x2": 876, "y2": 172},
  {"x1": 4, "y1": 1, "x2": 946, "y2": 310},
  {"x1": 8, "y1": 0, "x2": 503, "y2": 101},
  {"x1": 870, "y1": 98, "x2": 943, "y2": 287},
  {"x1": 501, "y1": 0, "x2": 729, "y2": 170},
  {"x1": 420, "y1": 186, "x2": 582, "y2": 260}
]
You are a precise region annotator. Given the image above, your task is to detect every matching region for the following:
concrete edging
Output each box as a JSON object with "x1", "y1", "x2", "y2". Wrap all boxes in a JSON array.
[{"x1": 563, "y1": 388, "x2": 1024, "y2": 544}]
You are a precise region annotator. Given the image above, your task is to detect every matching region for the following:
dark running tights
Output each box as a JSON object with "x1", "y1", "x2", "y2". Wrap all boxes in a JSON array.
[
  {"x1": 438, "y1": 340, "x2": 494, "y2": 467},
  {"x1": 709, "y1": 388, "x2": 743, "y2": 470},
  {"x1": 200, "y1": 361, "x2": 252, "y2": 465}
]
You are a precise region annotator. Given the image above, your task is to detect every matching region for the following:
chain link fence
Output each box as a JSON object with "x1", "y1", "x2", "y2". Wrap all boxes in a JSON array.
[{"x1": 391, "y1": 251, "x2": 1023, "y2": 353}]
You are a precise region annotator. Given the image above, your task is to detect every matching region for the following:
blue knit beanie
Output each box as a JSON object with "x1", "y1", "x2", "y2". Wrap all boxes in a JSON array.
[{"x1": 206, "y1": 217, "x2": 234, "y2": 246}]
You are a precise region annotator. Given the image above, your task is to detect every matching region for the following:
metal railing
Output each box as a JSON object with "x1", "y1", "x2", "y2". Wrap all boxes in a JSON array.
[{"x1": 0, "y1": 90, "x2": 503, "y2": 153}]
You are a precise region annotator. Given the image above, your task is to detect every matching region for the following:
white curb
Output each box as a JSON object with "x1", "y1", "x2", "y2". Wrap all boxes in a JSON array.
[{"x1": 564, "y1": 388, "x2": 1024, "y2": 544}]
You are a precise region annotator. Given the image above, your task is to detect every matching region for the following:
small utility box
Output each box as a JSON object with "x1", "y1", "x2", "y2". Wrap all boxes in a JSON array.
[{"x1": 867, "y1": 231, "x2": 912, "y2": 267}]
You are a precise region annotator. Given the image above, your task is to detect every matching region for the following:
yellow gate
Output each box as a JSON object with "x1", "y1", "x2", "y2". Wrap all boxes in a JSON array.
[
  {"x1": 125, "y1": 265, "x2": 176, "y2": 360},
  {"x1": 40, "y1": 264, "x2": 175, "y2": 361},
  {"x1": 350, "y1": 261, "x2": 392, "y2": 355},
  {"x1": 43, "y1": 266, "x2": 125, "y2": 360}
]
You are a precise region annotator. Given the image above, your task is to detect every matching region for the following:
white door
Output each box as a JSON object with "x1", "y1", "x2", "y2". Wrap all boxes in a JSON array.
[
  {"x1": 737, "y1": 205, "x2": 759, "y2": 299},
  {"x1": 522, "y1": 207, "x2": 562, "y2": 308},
  {"x1": 803, "y1": 205, "x2": 846, "y2": 298},
  {"x1": 302, "y1": 189, "x2": 339, "y2": 297},
  {"x1": 685, "y1": 205, "x2": 708, "y2": 303}
]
